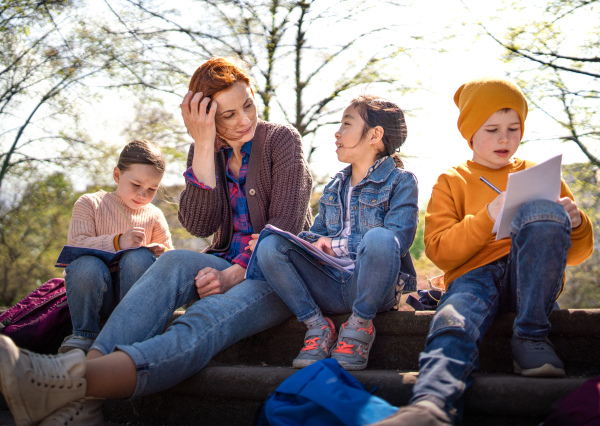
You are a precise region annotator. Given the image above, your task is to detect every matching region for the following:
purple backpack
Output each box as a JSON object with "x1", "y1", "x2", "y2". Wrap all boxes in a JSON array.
[{"x1": 0, "y1": 278, "x2": 72, "y2": 354}]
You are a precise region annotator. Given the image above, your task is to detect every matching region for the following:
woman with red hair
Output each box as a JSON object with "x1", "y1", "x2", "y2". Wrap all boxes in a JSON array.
[{"x1": 0, "y1": 57, "x2": 313, "y2": 425}]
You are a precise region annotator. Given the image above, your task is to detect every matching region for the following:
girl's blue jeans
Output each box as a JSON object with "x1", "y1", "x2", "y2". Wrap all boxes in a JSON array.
[
  {"x1": 255, "y1": 227, "x2": 400, "y2": 321},
  {"x1": 412, "y1": 200, "x2": 572, "y2": 418},
  {"x1": 64, "y1": 248, "x2": 157, "y2": 339},
  {"x1": 90, "y1": 249, "x2": 292, "y2": 399}
]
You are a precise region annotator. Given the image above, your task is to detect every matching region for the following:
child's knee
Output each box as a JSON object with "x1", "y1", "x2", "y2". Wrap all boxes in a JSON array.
[
  {"x1": 513, "y1": 199, "x2": 570, "y2": 228},
  {"x1": 120, "y1": 248, "x2": 156, "y2": 270},
  {"x1": 428, "y1": 293, "x2": 489, "y2": 342},
  {"x1": 430, "y1": 303, "x2": 466, "y2": 335},
  {"x1": 360, "y1": 227, "x2": 398, "y2": 253},
  {"x1": 256, "y1": 234, "x2": 286, "y2": 265},
  {"x1": 65, "y1": 256, "x2": 108, "y2": 282}
]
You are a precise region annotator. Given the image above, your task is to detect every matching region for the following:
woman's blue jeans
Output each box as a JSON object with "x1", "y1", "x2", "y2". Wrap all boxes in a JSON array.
[
  {"x1": 91, "y1": 249, "x2": 292, "y2": 399},
  {"x1": 255, "y1": 227, "x2": 400, "y2": 321},
  {"x1": 64, "y1": 248, "x2": 157, "y2": 339},
  {"x1": 411, "y1": 200, "x2": 572, "y2": 417}
]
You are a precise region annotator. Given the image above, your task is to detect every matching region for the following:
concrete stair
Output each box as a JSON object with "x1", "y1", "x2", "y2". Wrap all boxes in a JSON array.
[{"x1": 102, "y1": 308, "x2": 600, "y2": 425}]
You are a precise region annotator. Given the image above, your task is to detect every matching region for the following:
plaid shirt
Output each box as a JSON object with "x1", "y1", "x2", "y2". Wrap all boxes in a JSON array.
[
  {"x1": 183, "y1": 141, "x2": 254, "y2": 268},
  {"x1": 330, "y1": 157, "x2": 387, "y2": 258}
]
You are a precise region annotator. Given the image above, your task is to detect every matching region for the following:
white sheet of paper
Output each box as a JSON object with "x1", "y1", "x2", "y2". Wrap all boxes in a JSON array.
[{"x1": 492, "y1": 154, "x2": 562, "y2": 240}]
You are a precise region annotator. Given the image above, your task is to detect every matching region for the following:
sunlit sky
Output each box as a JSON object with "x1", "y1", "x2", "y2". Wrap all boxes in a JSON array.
[{"x1": 88, "y1": 0, "x2": 591, "y2": 206}]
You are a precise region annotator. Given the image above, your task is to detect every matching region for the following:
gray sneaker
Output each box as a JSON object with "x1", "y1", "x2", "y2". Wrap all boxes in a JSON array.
[
  {"x1": 511, "y1": 336, "x2": 565, "y2": 377},
  {"x1": 59, "y1": 335, "x2": 95, "y2": 355},
  {"x1": 369, "y1": 400, "x2": 453, "y2": 426},
  {"x1": 331, "y1": 321, "x2": 375, "y2": 371},
  {"x1": 292, "y1": 317, "x2": 337, "y2": 369},
  {"x1": 39, "y1": 397, "x2": 104, "y2": 426}
]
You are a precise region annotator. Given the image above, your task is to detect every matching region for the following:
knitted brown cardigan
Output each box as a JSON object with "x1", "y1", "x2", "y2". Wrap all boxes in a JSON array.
[{"x1": 178, "y1": 120, "x2": 313, "y2": 255}]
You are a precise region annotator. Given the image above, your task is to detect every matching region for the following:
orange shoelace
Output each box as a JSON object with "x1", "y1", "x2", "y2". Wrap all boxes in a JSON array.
[
  {"x1": 302, "y1": 324, "x2": 333, "y2": 351},
  {"x1": 333, "y1": 341, "x2": 355, "y2": 354},
  {"x1": 333, "y1": 323, "x2": 373, "y2": 354},
  {"x1": 302, "y1": 337, "x2": 321, "y2": 351}
]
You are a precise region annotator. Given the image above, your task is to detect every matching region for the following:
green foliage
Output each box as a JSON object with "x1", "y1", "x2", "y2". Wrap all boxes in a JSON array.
[
  {"x1": 409, "y1": 209, "x2": 425, "y2": 260},
  {"x1": 0, "y1": 172, "x2": 77, "y2": 305},
  {"x1": 559, "y1": 163, "x2": 600, "y2": 308}
]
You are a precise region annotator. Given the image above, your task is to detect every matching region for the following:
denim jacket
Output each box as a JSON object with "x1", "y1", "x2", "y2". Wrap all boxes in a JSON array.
[{"x1": 300, "y1": 156, "x2": 419, "y2": 291}]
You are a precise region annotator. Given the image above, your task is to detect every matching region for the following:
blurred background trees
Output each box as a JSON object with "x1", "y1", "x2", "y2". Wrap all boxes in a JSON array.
[{"x1": 0, "y1": 0, "x2": 597, "y2": 307}]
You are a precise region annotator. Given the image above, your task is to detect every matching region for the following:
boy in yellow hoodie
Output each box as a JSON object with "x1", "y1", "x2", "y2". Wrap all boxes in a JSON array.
[{"x1": 373, "y1": 77, "x2": 594, "y2": 425}]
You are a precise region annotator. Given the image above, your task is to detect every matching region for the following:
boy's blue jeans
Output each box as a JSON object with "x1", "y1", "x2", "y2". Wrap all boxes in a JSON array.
[
  {"x1": 255, "y1": 227, "x2": 399, "y2": 321},
  {"x1": 64, "y1": 248, "x2": 157, "y2": 339},
  {"x1": 412, "y1": 200, "x2": 572, "y2": 416},
  {"x1": 91, "y1": 249, "x2": 292, "y2": 399}
]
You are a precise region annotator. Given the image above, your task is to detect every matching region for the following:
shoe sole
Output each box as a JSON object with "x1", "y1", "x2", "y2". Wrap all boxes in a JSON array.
[
  {"x1": 292, "y1": 358, "x2": 319, "y2": 369},
  {"x1": 513, "y1": 360, "x2": 565, "y2": 377},
  {"x1": 0, "y1": 336, "x2": 33, "y2": 426}
]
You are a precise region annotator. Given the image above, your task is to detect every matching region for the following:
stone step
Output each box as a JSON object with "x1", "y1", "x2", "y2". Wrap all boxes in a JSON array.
[
  {"x1": 3, "y1": 308, "x2": 597, "y2": 425},
  {"x1": 103, "y1": 364, "x2": 591, "y2": 426},
  {"x1": 97, "y1": 308, "x2": 599, "y2": 425},
  {"x1": 182, "y1": 308, "x2": 600, "y2": 375}
]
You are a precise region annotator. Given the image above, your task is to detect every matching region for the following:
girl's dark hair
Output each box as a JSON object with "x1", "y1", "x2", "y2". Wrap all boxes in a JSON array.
[
  {"x1": 117, "y1": 140, "x2": 165, "y2": 174},
  {"x1": 350, "y1": 95, "x2": 407, "y2": 168}
]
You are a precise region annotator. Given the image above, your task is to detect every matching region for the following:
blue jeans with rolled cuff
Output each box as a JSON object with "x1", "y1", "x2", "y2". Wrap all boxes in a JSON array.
[
  {"x1": 91, "y1": 249, "x2": 292, "y2": 399},
  {"x1": 411, "y1": 200, "x2": 572, "y2": 420}
]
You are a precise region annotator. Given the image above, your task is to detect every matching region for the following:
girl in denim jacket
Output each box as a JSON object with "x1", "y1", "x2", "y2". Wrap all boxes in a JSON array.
[{"x1": 256, "y1": 95, "x2": 419, "y2": 370}]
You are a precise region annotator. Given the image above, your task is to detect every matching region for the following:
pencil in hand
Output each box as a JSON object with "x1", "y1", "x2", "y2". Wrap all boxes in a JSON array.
[
  {"x1": 115, "y1": 203, "x2": 146, "y2": 246},
  {"x1": 480, "y1": 176, "x2": 502, "y2": 194},
  {"x1": 115, "y1": 203, "x2": 134, "y2": 227}
]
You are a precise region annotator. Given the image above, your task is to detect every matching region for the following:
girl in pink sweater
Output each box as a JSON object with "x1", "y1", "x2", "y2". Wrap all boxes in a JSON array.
[{"x1": 60, "y1": 140, "x2": 173, "y2": 354}]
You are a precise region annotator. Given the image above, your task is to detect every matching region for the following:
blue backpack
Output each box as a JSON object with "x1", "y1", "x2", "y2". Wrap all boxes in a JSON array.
[{"x1": 258, "y1": 358, "x2": 398, "y2": 426}]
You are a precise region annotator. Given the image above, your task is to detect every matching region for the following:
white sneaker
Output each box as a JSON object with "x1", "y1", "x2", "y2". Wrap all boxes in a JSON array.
[
  {"x1": 39, "y1": 398, "x2": 104, "y2": 426},
  {"x1": 0, "y1": 335, "x2": 87, "y2": 426},
  {"x1": 58, "y1": 335, "x2": 95, "y2": 355}
]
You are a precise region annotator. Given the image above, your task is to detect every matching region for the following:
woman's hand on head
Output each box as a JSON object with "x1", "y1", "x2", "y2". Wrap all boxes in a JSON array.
[
  {"x1": 558, "y1": 197, "x2": 582, "y2": 228},
  {"x1": 119, "y1": 227, "x2": 146, "y2": 250},
  {"x1": 181, "y1": 91, "x2": 218, "y2": 149},
  {"x1": 312, "y1": 237, "x2": 335, "y2": 257},
  {"x1": 195, "y1": 264, "x2": 246, "y2": 297},
  {"x1": 486, "y1": 192, "x2": 506, "y2": 222}
]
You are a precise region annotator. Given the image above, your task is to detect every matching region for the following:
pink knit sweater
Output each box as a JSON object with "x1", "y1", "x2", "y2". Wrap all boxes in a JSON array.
[{"x1": 67, "y1": 190, "x2": 173, "y2": 252}]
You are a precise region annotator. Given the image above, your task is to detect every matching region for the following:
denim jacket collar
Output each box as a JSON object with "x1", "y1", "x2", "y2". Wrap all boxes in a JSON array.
[{"x1": 335, "y1": 156, "x2": 397, "y2": 187}]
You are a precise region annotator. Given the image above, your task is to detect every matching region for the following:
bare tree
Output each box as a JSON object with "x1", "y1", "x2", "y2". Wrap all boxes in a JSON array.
[
  {"x1": 0, "y1": 0, "x2": 190, "y2": 194},
  {"x1": 106, "y1": 0, "x2": 414, "y2": 167},
  {"x1": 477, "y1": 0, "x2": 600, "y2": 165}
]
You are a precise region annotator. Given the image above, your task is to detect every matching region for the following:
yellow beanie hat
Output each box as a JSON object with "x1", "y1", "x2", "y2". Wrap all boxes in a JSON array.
[{"x1": 454, "y1": 77, "x2": 528, "y2": 147}]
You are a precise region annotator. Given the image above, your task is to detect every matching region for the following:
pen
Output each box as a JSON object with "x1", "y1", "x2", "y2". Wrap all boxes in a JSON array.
[{"x1": 479, "y1": 176, "x2": 502, "y2": 194}]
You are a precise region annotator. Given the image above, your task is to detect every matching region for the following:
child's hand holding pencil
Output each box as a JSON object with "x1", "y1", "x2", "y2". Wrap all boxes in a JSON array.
[
  {"x1": 115, "y1": 203, "x2": 147, "y2": 249},
  {"x1": 119, "y1": 227, "x2": 147, "y2": 249}
]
